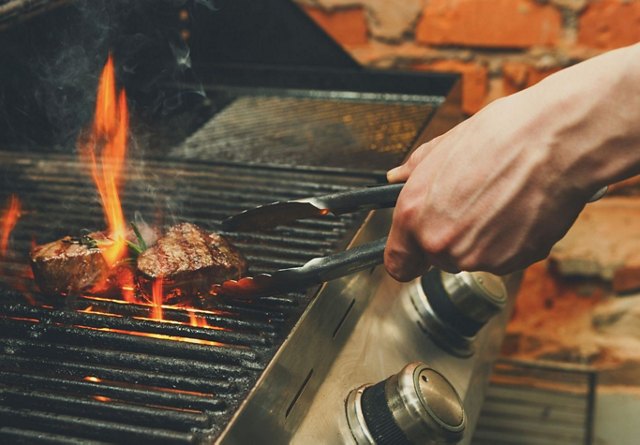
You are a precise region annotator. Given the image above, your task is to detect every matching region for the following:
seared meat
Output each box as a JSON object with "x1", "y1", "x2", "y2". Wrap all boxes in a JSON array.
[
  {"x1": 137, "y1": 223, "x2": 247, "y2": 293},
  {"x1": 30, "y1": 225, "x2": 157, "y2": 296},
  {"x1": 30, "y1": 222, "x2": 243, "y2": 298},
  {"x1": 30, "y1": 232, "x2": 110, "y2": 295}
]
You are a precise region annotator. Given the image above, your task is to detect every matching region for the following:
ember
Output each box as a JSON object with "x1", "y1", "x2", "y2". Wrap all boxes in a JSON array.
[
  {"x1": 0, "y1": 194, "x2": 22, "y2": 257},
  {"x1": 189, "y1": 309, "x2": 209, "y2": 328}
]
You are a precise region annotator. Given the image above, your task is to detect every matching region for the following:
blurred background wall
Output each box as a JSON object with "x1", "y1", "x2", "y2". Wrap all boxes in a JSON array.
[{"x1": 295, "y1": 0, "x2": 640, "y2": 114}]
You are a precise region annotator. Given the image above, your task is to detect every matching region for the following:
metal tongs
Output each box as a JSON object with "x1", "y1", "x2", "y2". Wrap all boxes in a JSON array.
[
  {"x1": 214, "y1": 183, "x2": 403, "y2": 297},
  {"x1": 215, "y1": 183, "x2": 608, "y2": 298}
]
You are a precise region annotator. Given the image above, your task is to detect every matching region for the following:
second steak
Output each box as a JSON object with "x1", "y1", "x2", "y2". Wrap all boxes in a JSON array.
[{"x1": 137, "y1": 222, "x2": 247, "y2": 294}]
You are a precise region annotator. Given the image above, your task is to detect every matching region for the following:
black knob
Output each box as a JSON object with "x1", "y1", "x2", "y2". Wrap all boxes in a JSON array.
[{"x1": 346, "y1": 362, "x2": 465, "y2": 444}]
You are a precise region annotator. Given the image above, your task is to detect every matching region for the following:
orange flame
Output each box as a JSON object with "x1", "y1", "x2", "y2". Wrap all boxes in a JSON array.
[
  {"x1": 188, "y1": 310, "x2": 209, "y2": 328},
  {"x1": 119, "y1": 267, "x2": 136, "y2": 303},
  {"x1": 84, "y1": 376, "x2": 102, "y2": 383},
  {"x1": 0, "y1": 194, "x2": 22, "y2": 257},
  {"x1": 151, "y1": 277, "x2": 164, "y2": 320},
  {"x1": 80, "y1": 54, "x2": 129, "y2": 267}
]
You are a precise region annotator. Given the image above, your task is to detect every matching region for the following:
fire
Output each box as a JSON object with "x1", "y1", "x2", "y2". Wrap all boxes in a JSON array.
[
  {"x1": 79, "y1": 54, "x2": 129, "y2": 267},
  {"x1": 151, "y1": 277, "x2": 164, "y2": 320},
  {"x1": 0, "y1": 194, "x2": 22, "y2": 257},
  {"x1": 119, "y1": 267, "x2": 136, "y2": 303},
  {"x1": 84, "y1": 376, "x2": 102, "y2": 383},
  {"x1": 188, "y1": 310, "x2": 209, "y2": 328}
]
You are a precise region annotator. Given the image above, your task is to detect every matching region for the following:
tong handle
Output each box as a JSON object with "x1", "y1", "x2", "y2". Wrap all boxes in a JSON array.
[
  {"x1": 308, "y1": 183, "x2": 403, "y2": 215},
  {"x1": 292, "y1": 184, "x2": 607, "y2": 286},
  {"x1": 277, "y1": 237, "x2": 387, "y2": 287}
]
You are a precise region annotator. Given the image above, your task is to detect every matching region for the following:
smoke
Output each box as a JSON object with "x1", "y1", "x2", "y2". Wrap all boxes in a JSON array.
[
  {"x1": 2, "y1": 0, "x2": 213, "y2": 152},
  {"x1": 193, "y1": 0, "x2": 218, "y2": 12}
]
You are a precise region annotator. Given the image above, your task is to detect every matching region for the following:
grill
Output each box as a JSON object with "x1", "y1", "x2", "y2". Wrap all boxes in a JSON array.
[
  {"x1": 0, "y1": 1, "x2": 522, "y2": 444},
  {"x1": 0, "y1": 25, "x2": 454, "y2": 443},
  {"x1": 0, "y1": 151, "x2": 388, "y2": 443}
]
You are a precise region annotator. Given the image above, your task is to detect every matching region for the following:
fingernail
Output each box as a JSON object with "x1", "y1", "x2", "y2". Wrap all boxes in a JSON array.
[{"x1": 387, "y1": 166, "x2": 402, "y2": 183}]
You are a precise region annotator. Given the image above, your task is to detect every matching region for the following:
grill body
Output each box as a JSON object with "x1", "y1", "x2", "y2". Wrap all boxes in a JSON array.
[{"x1": 0, "y1": 1, "x2": 517, "y2": 444}]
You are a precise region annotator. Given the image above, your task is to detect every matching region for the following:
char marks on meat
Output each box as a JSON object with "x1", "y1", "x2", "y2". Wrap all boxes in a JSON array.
[
  {"x1": 137, "y1": 222, "x2": 247, "y2": 292},
  {"x1": 29, "y1": 222, "x2": 245, "y2": 298},
  {"x1": 30, "y1": 233, "x2": 109, "y2": 295}
]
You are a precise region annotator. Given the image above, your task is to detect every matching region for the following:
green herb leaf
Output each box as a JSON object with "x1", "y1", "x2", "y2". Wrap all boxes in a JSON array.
[
  {"x1": 130, "y1": 222, "x2": 147, "y2": 251},
  {"x1": 126, "y1": 239, "x2": 144, "y2": 256}
]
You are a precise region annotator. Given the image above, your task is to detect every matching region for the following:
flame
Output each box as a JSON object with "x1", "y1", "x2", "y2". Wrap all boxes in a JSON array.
[
  {"x1": 188, "y1": 310, "x2": 209, "y2": 328},
  {"x1": 0, "y1": 194, "x2": 22, "y2": 257},
  {"x1": 79, "y1": 54, "x2": 129, "y2": 267},
  {"x1": 151, "y1": 277, "x2": 164, "y2": 320},
  {"x1": 119, "y1": 267, "x2": 136, "y2": 303}
]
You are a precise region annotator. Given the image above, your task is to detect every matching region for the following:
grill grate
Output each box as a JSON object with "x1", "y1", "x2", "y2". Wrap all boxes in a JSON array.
[
  {"x1": 0, "y1": 151, "x2": 384, "y2": 443},
  {"x1": 472, "y1": 358, "x2": 597, "y2": 445},
  {"x1": 171, "y1": 94, "x2": 437, "y2": 170}
]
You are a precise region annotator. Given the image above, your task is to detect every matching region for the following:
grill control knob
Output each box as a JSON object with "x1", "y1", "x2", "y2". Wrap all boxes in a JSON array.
[
  {"x1": 439, "y1": 270, "x2": 507, "y2": 329},
  {"x1": 346, "y1": 362, "x2": 465, "y2": 445},
  {"x1": 411, "y1": 269, "x2": 507, "y2": 356}
]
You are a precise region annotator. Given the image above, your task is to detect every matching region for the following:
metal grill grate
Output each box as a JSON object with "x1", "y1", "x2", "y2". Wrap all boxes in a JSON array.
[
  {"x1": 0, "y1": 151, "x2": 384, "y2": 443},
  {"x1": 472, "y1": 358, "x2": 597, "y2": 445},
  {"x1": 171, "y1": 94, "x2": 437, "y2": 170}
]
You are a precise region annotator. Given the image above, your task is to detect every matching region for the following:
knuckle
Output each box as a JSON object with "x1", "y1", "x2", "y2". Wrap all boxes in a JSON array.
[{"x1": 416, "y1": 227, "x2": 453, "y2": 256}]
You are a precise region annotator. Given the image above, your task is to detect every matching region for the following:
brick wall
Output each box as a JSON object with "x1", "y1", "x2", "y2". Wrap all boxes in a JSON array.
[{"x1": 295, "y1": 0, "x2": 640, "y2": 114}]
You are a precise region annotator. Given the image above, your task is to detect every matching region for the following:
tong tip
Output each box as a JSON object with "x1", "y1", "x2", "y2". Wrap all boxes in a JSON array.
[{"x1": 213, "y1": 274, "x2": 275, "y2": 298}]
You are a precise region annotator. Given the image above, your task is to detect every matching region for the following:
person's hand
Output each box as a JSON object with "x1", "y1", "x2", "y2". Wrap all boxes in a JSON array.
[
  {"x1": 384, "y1": 87, "x2": 599, "y2": 281},
  {"x1": 383, "y1": 43, "x2": 640, "y2": 282}
]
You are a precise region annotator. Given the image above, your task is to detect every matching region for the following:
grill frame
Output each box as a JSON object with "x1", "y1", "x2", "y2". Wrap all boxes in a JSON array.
[
  {"x1": 0, "y1": 78, "x2": 462, "y2": 443},
  {"x1": 0, "y1": 1, "x2": 465, "y2": 441},
  {"x1": 0, "y1": 155, "x2": 394, "y2": 444}
]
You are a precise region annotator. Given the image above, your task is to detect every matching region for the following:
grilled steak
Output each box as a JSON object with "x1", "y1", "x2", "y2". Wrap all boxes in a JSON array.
[
  {"x1": 30, "y1": 225, "x2": 157, "y2": 296},
  {"x1": 30, "y1": 232, "x2": 110, "y2": 295},
  {"x1": 137, "y1": 223, "x2": 247, "y2": 294}
]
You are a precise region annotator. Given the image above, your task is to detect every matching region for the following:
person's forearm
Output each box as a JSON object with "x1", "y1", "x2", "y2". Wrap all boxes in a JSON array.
[
  {"x1": 384, "y1": 43, "x2": 640, "y2": 280},
  {"x1": 523, "y1": 43, "x2": 640, "y2": 196}
]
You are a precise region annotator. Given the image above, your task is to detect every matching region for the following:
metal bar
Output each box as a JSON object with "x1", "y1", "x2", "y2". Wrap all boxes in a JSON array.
[
  {"x1": 0, "y1": 388, "x2": 213, "y2": 431},
  {"x1": 0, "y1": 318, "x2": 263, "y2": 368},
  {"x1": 0, "y1": 406, "x2": 198, "y2": 445},
  {"x1": 0, "y1": 427, "x2": 106, "y2": 445},
  {"x1": 584, "y1": 371, "x2": 597, "y2": 445},
  {"x1": 0, "y1": 304, "x2": 273, "y2": 348},
  {"x1": 0, "y1": 338, "x2": 252, "y2": 380},
  {"x1": 0, "y1": 354, "x2": 239, "y2": 395},
  {"x1": 0, "y1": 371, "x2": 225, "y2": 412}
]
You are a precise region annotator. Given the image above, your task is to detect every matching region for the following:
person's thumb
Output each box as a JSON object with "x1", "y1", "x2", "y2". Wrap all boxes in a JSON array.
[{"x1": 386, "y1": 140, "x2": 438, "y2": 183}]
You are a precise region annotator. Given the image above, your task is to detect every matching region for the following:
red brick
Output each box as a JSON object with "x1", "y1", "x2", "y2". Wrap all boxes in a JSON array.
[
  {"x1": 502, "y1": 62, "x2": 561, "y2": 95},
  {"x1": 613, "y1": 264, "x2": 640, "y2": 294},
  {"x1": 302, "y1": 6, "x2": 369, "y2": 47},
  {"x1": 413, "y1": 60, "x2": 488, "y2": 114},
  {"x1": 578, "y1": 0, "x2": 640, "y2": 50},
  {"x1": 416, "y1": 0, "x2": 562, "y2": 49}
]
